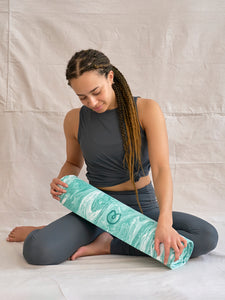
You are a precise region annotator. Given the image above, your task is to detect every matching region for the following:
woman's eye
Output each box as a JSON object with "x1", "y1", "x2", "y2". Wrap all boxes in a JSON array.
[{"x1": 93, "y1": 91, "x2": 100, "y2": 96}]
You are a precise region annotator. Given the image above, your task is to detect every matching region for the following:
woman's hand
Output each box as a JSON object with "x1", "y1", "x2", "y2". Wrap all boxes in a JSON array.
[
  {"x1": 50, "y1": 178, "x2": 68, "y2": 201},
  {"x1": 154, "y1": 222, "x2": 187, "y2": 265}
]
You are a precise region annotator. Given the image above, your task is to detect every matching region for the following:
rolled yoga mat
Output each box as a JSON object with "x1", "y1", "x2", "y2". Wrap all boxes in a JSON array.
[{"x1": 59, "y1": 175, "x2": 194, "y2": 269}]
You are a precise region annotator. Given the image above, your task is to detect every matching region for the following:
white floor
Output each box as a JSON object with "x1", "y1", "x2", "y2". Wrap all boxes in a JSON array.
[
  {"x1": 1, "y1": 213, "x2": 225, "y2": 300},
  {"x1": 1, "y1": 0, "x2": 225, "y2": 299}
]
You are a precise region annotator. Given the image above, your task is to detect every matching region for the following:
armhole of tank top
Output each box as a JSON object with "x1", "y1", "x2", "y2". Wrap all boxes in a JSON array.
[
  {"x1": 133, "y1": 96, "x2": 139, "y2": 107},
  {"x1": 77, "y1": 106, "x2": 83, "y2": 143},
  {"x1": 134, "y1": 96, "x2": 145, "y2": 132}
]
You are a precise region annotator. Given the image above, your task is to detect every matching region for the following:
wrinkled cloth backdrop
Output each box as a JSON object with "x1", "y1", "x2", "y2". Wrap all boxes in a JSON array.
[{"x1": 0, "y1": 1, "x2": 225, "y2": 299}]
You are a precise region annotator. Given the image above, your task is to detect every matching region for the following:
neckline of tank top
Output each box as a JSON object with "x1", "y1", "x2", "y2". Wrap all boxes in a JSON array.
[
  {"x1": 82, "y1": 104, "x2": 145, "y2": 133},
  {"x1": 83, "y1": 96, "x2": 140, "y2": 117},
  {"x1": 84, "y1": 106, "x2": 118, "y2": 116}
]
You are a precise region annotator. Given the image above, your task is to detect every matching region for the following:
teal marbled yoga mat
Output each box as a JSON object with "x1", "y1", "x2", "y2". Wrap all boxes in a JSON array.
[{"x1": 59, "y1": 175, "x2": 194, "y2": 269}]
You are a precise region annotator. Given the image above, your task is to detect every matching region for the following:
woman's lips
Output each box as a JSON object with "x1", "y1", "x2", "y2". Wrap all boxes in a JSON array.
[{"x1": 93, "y1": 105, "x2": 103, "y2": 111}]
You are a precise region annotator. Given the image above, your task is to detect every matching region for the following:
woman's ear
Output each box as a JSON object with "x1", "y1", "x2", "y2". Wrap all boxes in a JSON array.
[{"x1": 107, "y1": 70, "x2": 114, "y2": 85}]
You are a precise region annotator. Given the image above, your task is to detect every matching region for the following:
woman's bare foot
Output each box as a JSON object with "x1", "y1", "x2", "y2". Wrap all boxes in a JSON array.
[
  {"x1": 69, "y1": 232, "x2": 113, "y2": 261},
  {"x1": 6, "y1": 226, "x2": 45, "y2": 242}
]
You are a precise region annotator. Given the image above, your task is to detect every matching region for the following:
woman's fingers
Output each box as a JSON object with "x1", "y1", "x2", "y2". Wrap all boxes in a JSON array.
[
  {"x1": 173, "y1": 243, "x2": 181, "y2": 262},
  {"x1": 172, "y1": 237, "x2": 187, "y2": 262},
  {"x1": 53, "y1": 188, "x2": 66, "y2": 195},
  {"x1": 181, "y1": 236, "x2": 188, "y2": 248},
  {"x1": 51, "y1": 190, "x2": 65, "y2": 201},
  {"x1": 177, "y1": 237, "x2": 187, "y2": 256},
  {"x1": 154, "y1": 238, "x2": 160, "y2": 256},
  {"x1": 50, "y1": 178, "x2": 68, "y2": 199},
  {"x1": 164, "y1": 241, "x2": 181, "y2": 264},
  {"x1": 51, "y1": 178, "x2": 68, "y2": 190},
  {"x1": 163, "y1": 242, "x2": 171, "y2": 264},
  {"x1": 155, "y1": 236, "x2": 187, "y2": 264}
]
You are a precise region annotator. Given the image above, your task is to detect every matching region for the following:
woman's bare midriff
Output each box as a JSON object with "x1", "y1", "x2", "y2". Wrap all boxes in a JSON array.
[{"x1": 98, "y1": 175, "x2": 151, "y2": 192}]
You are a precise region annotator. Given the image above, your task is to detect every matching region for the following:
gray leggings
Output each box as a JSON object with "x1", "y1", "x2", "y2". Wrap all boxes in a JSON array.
[{"x1": 23, "y1": 183, "x2": 218, "y2": 265}]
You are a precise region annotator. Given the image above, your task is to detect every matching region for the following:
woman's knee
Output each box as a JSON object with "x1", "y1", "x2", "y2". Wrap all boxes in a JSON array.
[
  {"x1": 23, "y1": 230, "x2": 60, "y2": 265},
  {"x1": 192, "y1": 222, "x2": 218, "y2": 258},
  {"x1": 203, "y1": 222, "x2": 218, "y2": 252}
]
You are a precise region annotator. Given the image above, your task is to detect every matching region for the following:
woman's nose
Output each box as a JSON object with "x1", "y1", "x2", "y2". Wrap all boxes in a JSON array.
[{"x1": 88, "y1": 96, "x2": 98, "y2": 107}]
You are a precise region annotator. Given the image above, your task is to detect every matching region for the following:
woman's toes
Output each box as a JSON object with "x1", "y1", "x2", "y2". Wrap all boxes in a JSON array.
[
  {"x1": 6, "y1": 226, "x2": 39, "y2": 242},
  {"x1": 71, "y1": 246, "x2": 86, "y2": 260},
  {"x1": 7, "y1": 235, "x2": 15, "y2": 242}
]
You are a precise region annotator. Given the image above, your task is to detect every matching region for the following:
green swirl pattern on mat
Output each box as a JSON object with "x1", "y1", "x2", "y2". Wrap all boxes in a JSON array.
[{"x1": 59, "y1": 175, "x2": 194, "y2": 269}]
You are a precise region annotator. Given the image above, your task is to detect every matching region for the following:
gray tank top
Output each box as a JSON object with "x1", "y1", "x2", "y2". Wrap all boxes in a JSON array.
[{"x1": 78, "y1": 96, "x2": 150, "y2": 187}]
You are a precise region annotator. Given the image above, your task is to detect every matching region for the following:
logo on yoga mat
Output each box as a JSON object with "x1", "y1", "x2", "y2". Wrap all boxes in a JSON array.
[{"x1": 107, "y1": 210, "x2": 121, "y2": 224}]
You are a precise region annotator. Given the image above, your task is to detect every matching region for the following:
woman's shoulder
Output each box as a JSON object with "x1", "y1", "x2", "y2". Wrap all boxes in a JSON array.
[
  {"x1": 64, "y1": 108, "x2": 81, "y2": 127},
  {"x1": 137, "y1": 97, "x2": 163, "y2": 115},
  {"x1": 63, "y1": 107, "x2": 82, "y2": 139},
  {"x1": 64, "y1": 107, "x2": 81, "y2": 118},
  {"x1": 136, "y1": 98, "x2": 164, "y2": 129},
  {"x1": 137, "y1": 97, "x2": 159, "y2": 108}
]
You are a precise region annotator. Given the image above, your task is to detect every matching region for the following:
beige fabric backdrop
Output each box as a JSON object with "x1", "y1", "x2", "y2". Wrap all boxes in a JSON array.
[
  {"x1": 1, "y1": 0, "x2": 224, "y2": 219},
  {"x1": 1, "y1": 1, "x2": 225, "y2": 299}
]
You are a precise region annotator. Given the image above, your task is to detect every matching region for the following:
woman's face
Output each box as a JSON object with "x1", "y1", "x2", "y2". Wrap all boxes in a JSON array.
[{"x1": 69, "y1": 70, "x2": 116, "y2": 113}]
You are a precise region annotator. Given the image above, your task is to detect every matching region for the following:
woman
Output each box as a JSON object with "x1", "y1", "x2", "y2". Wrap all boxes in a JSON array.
[{"x1": 7, "y1": 49, "x2": 218, "y2": 265}]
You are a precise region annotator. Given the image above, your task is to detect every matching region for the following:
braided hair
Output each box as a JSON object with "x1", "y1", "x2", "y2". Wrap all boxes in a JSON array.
[{"x1": 66, "y1": 49, "x2": 144, "y2": 213}]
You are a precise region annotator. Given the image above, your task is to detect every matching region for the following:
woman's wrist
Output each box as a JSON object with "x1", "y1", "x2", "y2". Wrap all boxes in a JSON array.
[
  {"x1": 157, "y1": 212, "x2": 173, "y2": 227},
  {"x1": 57, "y1": 161, "x2": 81, "y2": 179}
]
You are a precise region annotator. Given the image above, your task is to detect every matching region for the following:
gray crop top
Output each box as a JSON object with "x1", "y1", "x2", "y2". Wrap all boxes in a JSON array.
[{"x1": 78, "y1": 96, "x2": 150, "y2": 187}]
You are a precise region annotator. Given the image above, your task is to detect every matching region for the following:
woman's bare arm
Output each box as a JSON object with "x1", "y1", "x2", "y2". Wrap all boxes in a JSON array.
[
  {"x1": 138, "y1": 98, "x2": 187, "y2": 263},
  {"x1": 51, "y1": 108, "x2": 85, "y2": 200}
]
